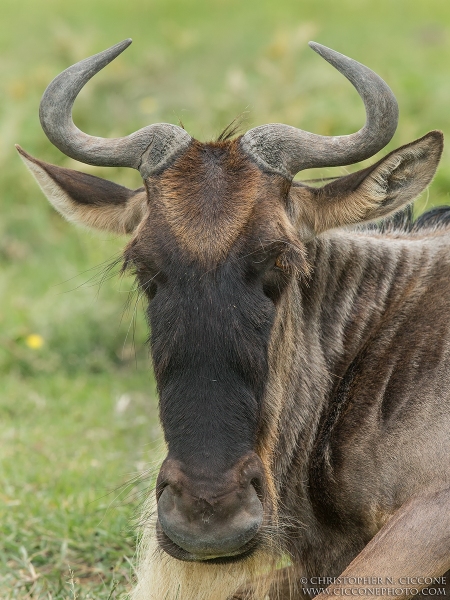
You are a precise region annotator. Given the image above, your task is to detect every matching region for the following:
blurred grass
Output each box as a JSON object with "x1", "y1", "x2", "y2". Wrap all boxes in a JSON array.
[{"x1": 2, "y1": 0, "x2": 450, "y2": 597}]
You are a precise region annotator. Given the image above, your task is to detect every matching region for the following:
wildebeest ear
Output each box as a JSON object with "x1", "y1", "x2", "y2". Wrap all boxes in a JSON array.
[
  {"x1": 292, "y1": 131, "x2": 443, "y2": 234},
  {"x1": 16, "y1": 146, "x2": 147, "y2": 234}
]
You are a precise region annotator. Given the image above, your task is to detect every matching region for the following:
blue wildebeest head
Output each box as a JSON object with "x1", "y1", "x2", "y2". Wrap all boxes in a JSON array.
[{"x1": 17, "y1": 40, "x2": 442, "y2": 569}]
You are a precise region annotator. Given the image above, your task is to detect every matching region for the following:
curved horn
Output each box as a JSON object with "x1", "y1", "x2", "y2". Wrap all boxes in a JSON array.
[
  {"x1": 39, "y1": 39, "x2": 191, "y2": 178},
  {"x1": 240, "y1": 42, "x2": 399, "y2": 179}
]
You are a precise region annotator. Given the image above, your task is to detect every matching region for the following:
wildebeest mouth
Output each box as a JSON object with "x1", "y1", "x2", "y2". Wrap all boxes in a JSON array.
[{"x1": 155, "y1": 519, "x2": 261, "y2": 564}]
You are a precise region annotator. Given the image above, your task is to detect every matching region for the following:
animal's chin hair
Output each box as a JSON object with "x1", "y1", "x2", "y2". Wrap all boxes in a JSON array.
[
  {"x1": 131, "y1": 543, "x2": 277, "y2": 600},
  {"x1": 130, "y1": 499, "x2": 280, "y2": 600}
]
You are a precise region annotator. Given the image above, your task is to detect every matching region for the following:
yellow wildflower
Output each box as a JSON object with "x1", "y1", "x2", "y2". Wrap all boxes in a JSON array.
[{"x1": 25, "y1": 334, "x2": 44, "y2": 349}]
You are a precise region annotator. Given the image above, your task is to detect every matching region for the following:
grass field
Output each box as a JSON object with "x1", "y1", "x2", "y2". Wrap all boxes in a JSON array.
[{"x1": 2, "y1": 0, "x2": 450, "y2": 597}]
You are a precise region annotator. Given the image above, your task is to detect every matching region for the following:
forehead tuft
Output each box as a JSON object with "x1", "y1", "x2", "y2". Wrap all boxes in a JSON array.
[{"x1": 145, "y1": 139, "x2": 285, "y2": 265}]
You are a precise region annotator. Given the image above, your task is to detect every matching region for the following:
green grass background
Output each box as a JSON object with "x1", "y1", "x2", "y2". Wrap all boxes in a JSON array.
[{"x1": 1, "y1": 0, "x2": 450, "y2": 597}]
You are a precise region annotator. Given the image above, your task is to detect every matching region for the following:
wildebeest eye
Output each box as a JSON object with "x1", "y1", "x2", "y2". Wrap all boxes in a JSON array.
[
  {"x1": 274, "y1": 254, "x2": 289, "y2": 272},
  {"x1": 144, "y1": 270, "x2": 167, "y2": 300},
  {"x1": 134, "y1": 266, "x2": 166, "y2": 301},
  {"x1": 262, "y1": 258, "x2": 291, "y2": 303}
]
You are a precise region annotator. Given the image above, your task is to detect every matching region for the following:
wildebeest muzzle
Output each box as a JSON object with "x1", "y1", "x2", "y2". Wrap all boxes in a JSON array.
[{"x1": 155, "y1": 452, "x2": 266, "y2": 562}]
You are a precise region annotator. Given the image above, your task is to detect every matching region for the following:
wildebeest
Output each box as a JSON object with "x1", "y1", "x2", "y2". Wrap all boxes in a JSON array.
[{"x1": 18, "y1": 39, "x2": 450, "y2": 600}]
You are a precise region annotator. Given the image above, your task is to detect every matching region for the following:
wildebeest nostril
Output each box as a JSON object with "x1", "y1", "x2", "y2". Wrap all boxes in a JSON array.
[
  {"x1": 250, "y1": 476, "x2": 264, "y2": 502},
  {"x1": 157, "y1": 481, "x2": 263, "y2": 559}
]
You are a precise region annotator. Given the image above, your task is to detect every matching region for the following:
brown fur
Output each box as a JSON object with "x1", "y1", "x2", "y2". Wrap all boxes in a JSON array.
[
  {"x1": 146, "y1": 139, "x2": 299, "y2": 267},
  {"x1": 151, "y1": 140, "x2": 260, "y2": 264}
]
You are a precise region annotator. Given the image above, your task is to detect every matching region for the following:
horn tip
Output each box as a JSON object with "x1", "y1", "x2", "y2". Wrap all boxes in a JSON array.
[
  {"x1": 308, "y1": 41, "x2": 323, "y2": 51},
  {"x1": 105, "y1": 38, "x2": 132, "y2": 59},
  {"x1": 116, "y1": 38, "x2": 133, "y2": 51},
  {"x1": 308, "y1": 41, "x2": 334, "y2": 58}
]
